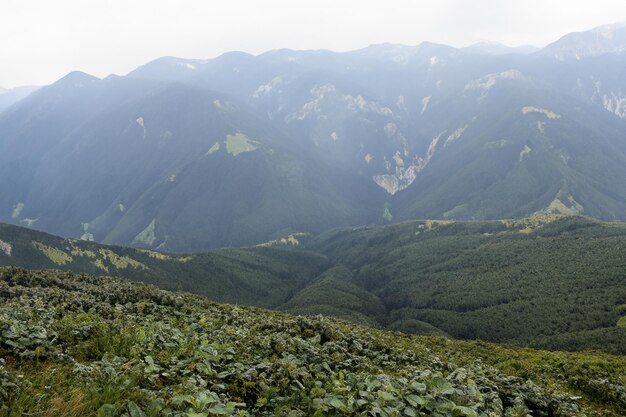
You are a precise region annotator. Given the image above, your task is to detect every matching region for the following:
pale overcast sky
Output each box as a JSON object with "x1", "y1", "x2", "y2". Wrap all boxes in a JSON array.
[{"x1": 1, "y1": 0, "x2": 625, "y2": 88}]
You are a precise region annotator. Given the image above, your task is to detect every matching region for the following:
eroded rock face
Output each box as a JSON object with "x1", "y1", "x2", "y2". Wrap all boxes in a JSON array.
[
  {"x1": 0, "y1": 240, "x2": 11, "y2": 257},
  {"x1": 602, "y1": 92, "x2": 626, "y2": 118}
]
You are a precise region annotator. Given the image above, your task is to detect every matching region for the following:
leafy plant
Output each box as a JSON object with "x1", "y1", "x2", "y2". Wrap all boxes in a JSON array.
[{"x1": 0, "y1": 267, "x2": 622, "y2": 416}]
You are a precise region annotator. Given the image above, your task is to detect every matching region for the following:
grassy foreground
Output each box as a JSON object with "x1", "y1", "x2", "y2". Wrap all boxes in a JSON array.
[{"x1": 0, "y1": 267, "x2": 624, "y2": 416}]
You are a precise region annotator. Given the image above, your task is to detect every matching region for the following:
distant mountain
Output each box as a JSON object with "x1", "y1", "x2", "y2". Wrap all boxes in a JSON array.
[
  {"x1": 0, "y1": 71, "x2": 383, "y2": 251},
  {"x1": 462, "y1": 42, "x2": 540, "y2": 55},
  {"x1": 543, "y1": 22, "x2": 626, "y2": 59},
  {"x1": 0, "y1": 85, "x2": 40, "y2": 113},
  {"x1": 1, "y1": 215, "x2": 625, "y2": 354},
  {"x1": 1, "y1": 24, "x2": 626, "y2": 250},
  {"x1": 127, "y1": 33, "x2": 626, "y2": 222}
]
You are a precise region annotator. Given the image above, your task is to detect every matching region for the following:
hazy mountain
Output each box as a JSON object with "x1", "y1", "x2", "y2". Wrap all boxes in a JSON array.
[
  {"x1": 462, "y1": 42, "x2": 540, "y2": 55},
  {"x1": 543, "y1": 22, "x2": 626, "y2": 59},
  {"x1": 0, "y1": 73, "x2": 383, "y2": 251},
  {"x1": 1, "y1": 24, "x2": 626, "y2": 250},
  {"x1": 0, "y1": 85, "x2": 40, "y2": 113}
]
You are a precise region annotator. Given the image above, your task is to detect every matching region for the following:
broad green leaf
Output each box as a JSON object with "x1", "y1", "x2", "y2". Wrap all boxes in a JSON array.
[
  {"x1": 327, "y1": 397, "x2": 345, "y2": 409},
  {"x1": 377, "y1": 390, "x2": 395, "y2": 401},
  {"x1": 452, "y1": 405, "x2": 477, "y2": 417},
  {"x1": 127, "y1": 401, "x2": 147, "y2": 417},
  {"x1": 410, "y1": 382, "x2": 426, "y2": 393},
  {"x1": 403, "y1": 407, "x2": 417, "y2": 417},
  {"x1": 405, "y1": 394, "x2": 428, "y2": 408}
]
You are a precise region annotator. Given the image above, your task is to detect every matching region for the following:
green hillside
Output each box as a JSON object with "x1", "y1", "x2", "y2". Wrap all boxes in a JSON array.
[
  {"x1": 280, "y1": 265, "x2": 387, "y2": 327},
  {"x1": 1, "y1": 216, "x2": 625, "y2": 354},
  {"x1": 306, "y1": 215, "x2": 626, "y2": 354},
  {"x1": 1, "y1": 267, "x2": 625, "y2": 416},
  {"x1": 0, "y1": 223, "x2": 328, "y2": 309}
]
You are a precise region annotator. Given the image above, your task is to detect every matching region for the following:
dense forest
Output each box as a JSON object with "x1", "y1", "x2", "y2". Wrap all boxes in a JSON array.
[{"x1": 305, "y1": 216, "x2": 626, "y2": 354}]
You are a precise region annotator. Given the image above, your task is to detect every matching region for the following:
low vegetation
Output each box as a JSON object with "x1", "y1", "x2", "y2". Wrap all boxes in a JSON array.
[{"x1": 1, "y1": 267, "x2": 624, "y2": 416}]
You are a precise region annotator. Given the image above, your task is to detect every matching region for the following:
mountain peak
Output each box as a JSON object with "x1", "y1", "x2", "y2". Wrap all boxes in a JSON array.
[
  {"x1": 54, "y1": 71, "x2": 100, "y2": 88},
  {"x1": 592, "y1": 21, "x2": 626, "y2": 36},
  {"x1": 542, "y1": 21, "x2": 626, "y2": 59},
  {"x1": 352, "y1": 41, "x2": 457, "y2": 64},
  {"x1": 212, "y1": 50, "x2": 256, "y2": 66},
  {"x1": 462, "y1": 41, "x2": 539, "y2": 55}
]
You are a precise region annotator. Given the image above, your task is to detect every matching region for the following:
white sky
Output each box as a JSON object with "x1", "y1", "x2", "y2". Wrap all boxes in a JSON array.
[{"x1": 1, "y1": 0, "x2": 625, "y2": 88}]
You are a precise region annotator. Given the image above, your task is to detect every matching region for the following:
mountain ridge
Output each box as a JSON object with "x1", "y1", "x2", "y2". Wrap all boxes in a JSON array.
[
  {"x1": 542, "y1": 22, "x2": 626, "y2": 59},
  {"x1": 0, "y1": 85, "x2": 40, "y2": 114},
  {"x1": 1, "y1": 23, "x2": 626, "y2": 250}
]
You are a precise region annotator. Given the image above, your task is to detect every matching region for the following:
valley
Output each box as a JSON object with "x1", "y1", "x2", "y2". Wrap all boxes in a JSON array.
[
  {"x1": 1, "y1": 15, "x2": 626, "y2": 416},
  {"x1": 2, "y1": 215, "x2": 625, "y2": 355}
]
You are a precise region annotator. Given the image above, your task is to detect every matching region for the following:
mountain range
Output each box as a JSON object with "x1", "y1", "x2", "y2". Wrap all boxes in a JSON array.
[
  {"x1": 1, "y1": 23, "x2": 626, "y2": 251},
  {"x1": 0, "y1": 85, "x2": 39, "y2": 113}
]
